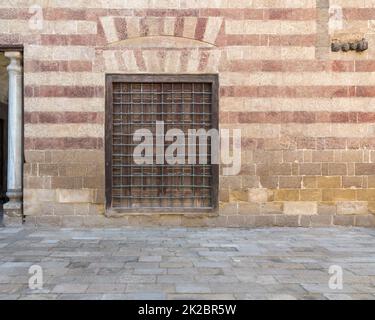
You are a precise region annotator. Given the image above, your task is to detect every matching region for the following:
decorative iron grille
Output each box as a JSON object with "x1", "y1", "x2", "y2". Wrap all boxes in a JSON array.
[{"x1": 106, "y1": 75, "x2": 218, "y2": 212}]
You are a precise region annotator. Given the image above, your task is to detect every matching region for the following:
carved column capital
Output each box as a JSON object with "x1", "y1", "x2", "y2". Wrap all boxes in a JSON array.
[{"x1": 5, "y1": 51, "x2": 22, "y2": 74}]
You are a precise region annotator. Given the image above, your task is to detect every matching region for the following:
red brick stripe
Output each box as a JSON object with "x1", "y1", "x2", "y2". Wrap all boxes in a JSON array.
[
  {"x1": 266, "y1": 8, "x2": 316, "y2": 20},
  {"x1": 195, "y1": 18, "x2": 208, "y2": 41},
  {"x1": 43, "y1": 8, "x2": 131, "y2": 21},
  {"x1": 24, "y1": 60, "x2": 93, "y2": 72},
  {"x1": 134, "y1": 9, "x2": 199, "y2": 17},
  {"x1": 0, "y1": 8, "x2": 31, "y2": 19},
  {"x1": 241, "y1": 137, "x2": 375, "y2": 150},
  {"x1": 0, "y1": 7, "x2": 325, "y2": 21},
  {"x1": 0, "y1": 8, "x2": 317, "y2": 20},
  {"x1": 343, "y1": 8, "x2": 375, "y2": 20},
  {"x1": 133, "y1": 49, "x2": 146, "y2": 71},
  {"x1": 40, "y1": 35, "x2": 97, "y2": 46},
  {"x1": 199, "y1": 8, "x2": 316, "y2": 20},
  {"x1": 220, "y1": 86, "x2": 358, "y2": 98},
  {"x1": 25, "y1": 138, "x2": 103, "y2": 150},
  {"x1": 221, "y1": 60, "x2": 355, "y2": 72},
  {"x1": 225, "y1": 112, "x2": 375, "y2": 124},
  {"x1": 356, "y1": 87, "x2": 375, "y2": 97},
  {"x1": 114, "y1": 17, "x2": 128, "y2": 41},
  {"x1": 43, "y1": 8, "x2": 93, "y2": 20},
  {"x1": 0, "y1": 34, "x2": 39, "y2": 45},
  {"x1": 26, "y1": 111, "x2": 374, "y2": 124},
  {"x1": 140, "y1": 17, "x2": 149, "y2": 37},
  {"x1": 25, "y1": 86, "x2": 104, "y2": 98},
  {"x1": 25, "y1": 112, "x2": 104, "y2": 124},
  {"x1": 0, "y1": 8, "x2": 188, "y2": 21},
  {"x1": 221, "y1": 35, "x2": 260, "y2": 46},
  {"x1": 355, "y1": 61, "x2": 375, "y2": 72},
  {"x1": 25, "y1": 85, "x2": 375, "y2": 99},
  {"x1": 174, "y1": 17, "x2": 184, "y2": 37},
  {"x1": 1, "y1": 7, "x2": 203, "y2": 23}
]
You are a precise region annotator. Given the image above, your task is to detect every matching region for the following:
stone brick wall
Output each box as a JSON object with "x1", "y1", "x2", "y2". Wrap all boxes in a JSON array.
[{"x1": 1, "y1": 0, "x2": 375, "y2": 227}]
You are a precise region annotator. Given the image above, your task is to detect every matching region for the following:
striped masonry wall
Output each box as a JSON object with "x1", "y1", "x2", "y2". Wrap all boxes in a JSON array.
[{"x1": 1, "y1": 0, "x2": 375, "y2": 226}]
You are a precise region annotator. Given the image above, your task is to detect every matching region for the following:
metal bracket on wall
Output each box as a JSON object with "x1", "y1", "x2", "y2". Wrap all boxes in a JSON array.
[{"x1": 331, "y1": 39, "x2": 368, "y2": 52}]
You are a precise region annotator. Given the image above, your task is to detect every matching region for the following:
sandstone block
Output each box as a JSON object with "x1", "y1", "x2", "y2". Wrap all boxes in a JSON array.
[
  {"x1": 226, "y1": 215, "x2": 246, "y2": 227},
  {"x1": 310, "y1": 215, "x2": 332, "y2": 226},
  {"x1": 300, "y1": 189, "x2": 322, "y2": 201},
  {"x1": 355, "y1": 215, "x2": 375, "y2": 227},
  {"x1": 333, "y1": 215, "x2": 355, "y2": 226},
  {"x1": 357, "y1": 189, "x2": 375, "y2": 201},
  {"x1": 229, "y1": 190, "x2": 248, "y2": 202},
  {"x1": 219, "y1": 203, "x2": 238, "y2": 215},
  {"x1": 57, "y1": 189, "x2": 95, "y2": 203},
  {"x1": 260, "y1": 202, "x2": 283, "y2": 214},
  {"x1": 343, "y1": 176, "x2": 363, "y2": 188},
  {"x1": 253, "y1": 215, "x2": 276, "y2": 227},
  {"x1": 317, "y1": 202, "x2": 337, "y2": 215},
  {"x1": 302, "y1": 176, "x2": 317, "y2": 188},
  {"x1": 238, "y1": 202, "x2": 260, "y2": 215},
  {"x1": 322, "y1": 189, "x2": 356, "y2": 201},
  {"x1": 317, "y1": 176, "x2": 341, "y2": 188},
  {"x1": 283, "y1": 202, "x2": 318, "y2": 215},
  {"x1": 355, "y1": 164, "x2": 375, "y2": 175},
  {"x1": 248, "y1": 188, "x2": 269, "y2": 203},
  {"x1": 274, "y1": 189, "x2": 299, "y2": 201},
  {"x1": 219, "y1": 189, "x2": 229, "y2": 202},
  {"x1": 279, "y1": 176, "x2": 302, "y2": 189},
  {"x1": 299, "y1": 163, "x2": 321, "y2": 175},
  {"x1": 337, "y1": 201, "x2": 368, "y2": 215},
  {"x1": 275, "y1": 215, "x2": 299, "y2": 227}
]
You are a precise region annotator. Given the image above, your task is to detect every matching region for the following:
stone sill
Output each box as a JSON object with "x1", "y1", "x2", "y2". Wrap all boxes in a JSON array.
[{"x1": 105, "y1": 209, "x2": 219, "y2": 218}]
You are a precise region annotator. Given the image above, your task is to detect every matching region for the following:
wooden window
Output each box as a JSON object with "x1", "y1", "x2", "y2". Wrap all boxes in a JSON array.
[{"x1": 105, "y1": 74, "x2": 218, "y2": 212}]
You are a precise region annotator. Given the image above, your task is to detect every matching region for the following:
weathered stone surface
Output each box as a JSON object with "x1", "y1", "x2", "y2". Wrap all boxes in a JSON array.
[
  {"x1": 337, "y1": 202, "x2": 368, "y2": 215},
  {"x1": 248, "y1": 188, "x2": 269, "y2": 203},
  {"x1": 2, "y1": 1, "x2": 373, "y2": 228},
  {"x1": 283, "y1": 202, "x2": 318, "y2": 215},
  {"x1": 57, "y1": 189, "x2": 95, "y2": 203},
  {"x1": 0, "y1": 227, "x2": 375, "y2": 300}
]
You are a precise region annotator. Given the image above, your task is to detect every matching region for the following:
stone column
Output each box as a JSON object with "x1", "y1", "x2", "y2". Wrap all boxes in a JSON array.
[{"x1": 4, "y1": 51, "x2": 23, "y2": 219}]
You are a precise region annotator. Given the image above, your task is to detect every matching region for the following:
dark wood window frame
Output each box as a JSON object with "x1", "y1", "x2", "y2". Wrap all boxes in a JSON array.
[{"x1": 105, "y1": 74, "x2": 219, "y2": 214}]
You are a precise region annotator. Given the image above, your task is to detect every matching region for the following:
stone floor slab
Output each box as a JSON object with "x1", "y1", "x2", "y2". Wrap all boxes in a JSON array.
[{"x1": 0, "y1": 227, "x2": 373, "y2": 300}]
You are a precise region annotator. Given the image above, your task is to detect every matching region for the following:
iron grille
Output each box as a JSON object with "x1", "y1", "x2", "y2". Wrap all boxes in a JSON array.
[{"x1": 106, "y1": 75, "x2": 218, "y2": 211}]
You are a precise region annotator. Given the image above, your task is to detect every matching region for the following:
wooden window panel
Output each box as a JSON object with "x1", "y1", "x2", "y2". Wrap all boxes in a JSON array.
[{"x1": 105, "y1": 74, "x2": 218, "y2": 212}]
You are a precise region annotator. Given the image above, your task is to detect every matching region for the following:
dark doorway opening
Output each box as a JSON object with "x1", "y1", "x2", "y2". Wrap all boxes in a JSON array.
[
  {"x1": 0, "y1": 102, "x2": 7, "y2": 205},
  {"x1": 0, "y1": 50, "x2": 9, "y2": 224}
]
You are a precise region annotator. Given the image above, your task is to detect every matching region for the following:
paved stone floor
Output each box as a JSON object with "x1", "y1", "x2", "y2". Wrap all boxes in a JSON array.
[{"x1": 0, "y1": 226, "x2": 374, "y2": 300}]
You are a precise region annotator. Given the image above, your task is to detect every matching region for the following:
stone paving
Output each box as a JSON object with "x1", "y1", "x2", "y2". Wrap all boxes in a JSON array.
[{"x1": 0, "y1": 226, "x2": 374, "y2": 300}]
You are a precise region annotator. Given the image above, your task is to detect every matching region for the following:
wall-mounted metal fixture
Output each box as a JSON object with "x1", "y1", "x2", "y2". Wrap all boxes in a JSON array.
[
  {"x1": 357, "y1": 39, "x2": 368, "y2": 51},
  {"x1": 331, "y1": 38, "x2": 368, "y2": 52},
  {"x1": 331, "y1": 42, "x2": 341, "y2": 52},
  {"x1": 341, "y1": 43, "x2": 350, "y2": 52}
]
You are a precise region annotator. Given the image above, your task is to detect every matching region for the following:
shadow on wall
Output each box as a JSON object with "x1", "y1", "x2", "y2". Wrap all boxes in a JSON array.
[{"x1": 0, "y1": 52, "x2": 9, "y2": 226}]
